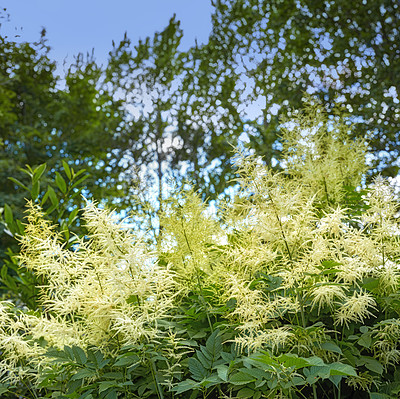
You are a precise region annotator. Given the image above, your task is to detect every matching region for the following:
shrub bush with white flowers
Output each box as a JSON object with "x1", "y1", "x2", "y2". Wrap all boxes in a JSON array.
[{"x1": 1, "y1": 105, "x2": 400, "y2": 398}]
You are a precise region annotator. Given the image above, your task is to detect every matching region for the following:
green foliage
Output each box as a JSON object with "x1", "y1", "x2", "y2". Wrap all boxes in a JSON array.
[
  {"x1": 209, "y1": 0, "x2": 400, "y2": 177},
  {"x1": 2, "y1": 106, "x2": 400, "y2": 399},
  {"x1": 0, "y1": 162, "x2": 89, "y2": 309}
]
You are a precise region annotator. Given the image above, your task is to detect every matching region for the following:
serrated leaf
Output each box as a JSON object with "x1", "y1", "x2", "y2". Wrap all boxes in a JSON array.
[
  {"x1": 196, "y1": 349, "x2": 211, "y2": 368},
  {"x1": 70, "y1": 368, "x2": 96, "y2": 380},
  {"x1": 205, "y1": 329, "x2": 222, "y2": 356},
  {"x1": 304, "y1": 356, "x2": 325, "y2": 366},
  {"x1": 104, "y1": 390, "x2": 117, "y2": 399},
  {"x1": 229, "y1": 371, "x2": 256, "y2": 385},
  {"x1": 172, "y1": 379, "x2": 199, "y2": 394},
  {"x1": 216, "y1": 365, "x2": 229, "y2": 381},
  {"x1": 102, "y1": 372, "x2": 124, "y2": 380},
  {"x1": 78, "y1": 391, "x2": 94, "y2": 399},
  {"x1": 99, "y1": 381, "x2": 117, "y2": 393},
  {"x1": 64, "y1": 345, "x2": 75, "y2": 361},
  {"x1": 67, "y1": 378, "x2": 84, "y2": 394},
  {"x1": 72, "y1": 346, "x2": 87, "y2": 365},
  {"x1": 45, "y1": 348, "x2": 70, "y2": 362},
  {"x1": 87, "y1": 349, "x2": 104, "y2": 368},
  {"x1": 329, "y1": 375, "x2": 343, "y2": 388},
  {"x1": 221, "y1": 351, "x2": 234, "y2": 362},
  {"x1": 113, "y1": 354, "x2": 139, "y2": 367},
  {"x1": 199, "y1": 345, "x2": 213, "y2": 361},
  {"x1": 241, "y1": 367, "x2": 270, "y2": 380},
  {"x1": 189, "y1": 357, "x2": 208, "y2": 381}
]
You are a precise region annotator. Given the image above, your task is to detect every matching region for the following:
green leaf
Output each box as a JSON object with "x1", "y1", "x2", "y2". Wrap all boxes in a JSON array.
[
  {"x1": 102, "y1": 372, "x2": 124, "y2": 380},
  {"x1": 358, "y1": 333, "x2": 372, "y2": 348},
  {"x1": 216, "y1": 364, "x2": 229, "y2": 382},
  {"x1": 67, "y1": 378, "x2": 84, "y2": 394},
  {"x1": 329, "y1": 363, "x2": 357, "y2": 377},
  {"x1": 31, "y1": 181, "x2": 40, "y2": 200},
  {"x1": 358, "y1": 357, "x2": 384, "y2": 375},
  {"x1": 4, "y1": 204, "x2": 13, "y2": 226},
  {"x1": 68, "y1": 207, "x2": 79, "y2": 224},
  {"x1": 329, "y1": 375, "x2": 343, "y2": 388},
  {"x1": 47, "y1": 186, "x2": 58, "y2": 206},
  {"x1": 33, "y1": 163, "x2": 46, "y2": 184},
  {"x1": 71, "y1": 369, "x2": 96, "y2": 380},
  {"x1": 64, "y1": 345, "x2": 75, "y2": 361},
  {"x1": 87, "y1": 349, "x2": 105, "y2": 368},
  {"x1": 237, "y1": 388, "x2": 254, "y2": 398},
  {"x1": 304, "y1": 356, "x2": 325, "y2": 366},
  {"x1": 62, "y1": 160, "x2": 72, "y2": 179},
  {"x1": 229, "y1": 371, "x2": 256, "y2": 385},
  {"x1": 250, "y1": 352, "x2": 279, "y2": 368},
  {"x1": 362, "y1": 278, "x2": 379, "y2": 292},
  {"x1": 320, "y1": 342, "x2": 342, "y2": 354},
  {"x1": 0, "y1": 384, "x2": 9, "y2": 395},
  {"x1": 197, "y1": 349, "x2": 212, "y2": 368},
  {"x1": 55, "y1": 172, "x2": 67, "y2": 193},
  {"x1": 369, "y1": 393, "x2": 391, "y2": 399},
  {"x1": 78, "y1": 391, "x2": 94, "y2": 399},
  {"x1": 99, "y1": 381, "x2": 117, "y2": 393},
  {"x1": 172, "y1": 379, "x2": 199, "y2": 394},
  {"x1": 41, "y1": 188, "x2": 50, "y2": 206},
  {"x1": 253, "y1": 391, "x2": 262, "y2": 399},
  {"x1": 113, "y1": 354, "x2": 139, "y2": 367},
  {"x1": 72, "y1": 346, "x2": 87, "y2": 365},
  {"x1": 321, "y1": 260, "x2": 342, "y2": 268},
  {"x1": 104, "y1": 390, "x2": 117, "y2": 399},
  {"x1": 8, "y1": 177, "x2": 29, "y2": 191},
  {"x1": 206, "y1": 329, "x2": 222, "y2": 356},
  {"x1": 71, "y1": 174, "x2": 90, "y2": 190},
  {"x1": 189, "y1": 357, "x2": 208, "y2": 381},
  {"x1": 277, "y1": 353, "x2": 312, "y2": 369}
]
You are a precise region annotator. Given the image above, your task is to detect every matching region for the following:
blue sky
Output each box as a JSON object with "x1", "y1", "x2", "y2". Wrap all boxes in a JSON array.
[{"x1": 1, "y1": 1, "x2": 213, "y2": 67}]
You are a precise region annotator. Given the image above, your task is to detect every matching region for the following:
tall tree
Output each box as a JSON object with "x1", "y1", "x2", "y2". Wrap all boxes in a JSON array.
[
  {"x1": 105, "y1": 16, "x2": 244, "y2": 236},
  {"x1": 0, "y1": 27, "x2": 129, "y2": 261},
  {"x1": 209, "y1": 0, "x2": 400, "y2": 176}
]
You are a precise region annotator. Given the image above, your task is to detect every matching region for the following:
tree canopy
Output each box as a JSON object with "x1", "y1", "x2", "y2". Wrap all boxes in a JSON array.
[{"x1": 209, "y1": 0, "x2": 400, "y2": 175}]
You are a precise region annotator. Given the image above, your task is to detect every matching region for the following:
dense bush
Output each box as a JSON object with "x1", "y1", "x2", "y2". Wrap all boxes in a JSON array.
[{"x1": 1, "y1": 106, "x2": 400, "y2": 398}]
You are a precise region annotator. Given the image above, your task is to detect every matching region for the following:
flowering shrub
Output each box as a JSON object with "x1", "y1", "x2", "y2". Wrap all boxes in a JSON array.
[{"x1": 1, "y1": 106, "x2": 400, "y2": 398}]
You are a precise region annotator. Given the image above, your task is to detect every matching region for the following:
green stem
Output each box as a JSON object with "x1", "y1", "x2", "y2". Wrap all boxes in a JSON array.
[
  {"x1": 150, "y1": 358, "x2": 164, "y2": 399},
  {"x1": 180, "y1": 218, "x2": 213, "y2": 332},
  {"x1": 312, "y1": 384, "x2": 318, "y2": 399}
]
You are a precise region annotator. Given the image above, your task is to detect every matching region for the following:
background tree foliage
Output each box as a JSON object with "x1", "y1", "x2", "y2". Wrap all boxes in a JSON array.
[
  {"x1": 105, "y1": 15, "x2": 243, "y2": 209},
  {"x1": 1, "y1": 1, "x2": 400, "y2": 261},
  {"x1": 209, "y1": 0, "x2": 400, "y2": 175}
]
